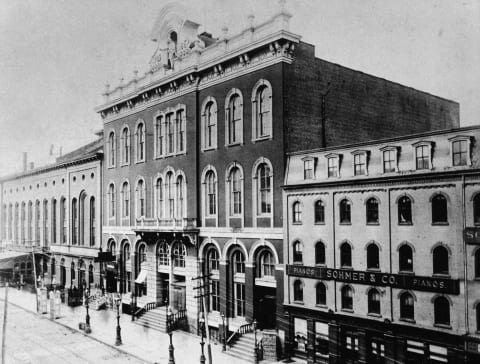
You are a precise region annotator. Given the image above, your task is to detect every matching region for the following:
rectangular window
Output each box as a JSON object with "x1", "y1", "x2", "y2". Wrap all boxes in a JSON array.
[
  {"x1": 328, "y1": 157, "x2": 338, "y2": 178},
  {"x1": 383, "y1": 150, "x2": 396, "y2": 173},
  {"x1": 52, "y1": 200, "x2": 57, "y2": 244},
  {"x1": 176, "y1": 110, "x2": 185, "y2": 152},
  {"x1": 156, "y1": 116, "x2": 163, "y2": 157},
  {"x1": 354, "y1": 154, "x2": 366, "y2": 176},
  {"x1": 304, "y1": 160, "x2": 313, "y2": 179},
  {"x1": 61, "y1": 201, "x2": 67, "y2": 244},
  {"x1": 452, "y1": 140, "x2": 468, "y2": 166},
  {"x1": 416, "y1": 145, "x2": 429, "y2": 170},
  {"x1": 167, "y1": 114, "x2": 174, "y2": 154},
  {"x1": 210, "y1": 280, "x2": 220, "y2": 312},
  {"x1": 234, "y1": 283, "x2": 246, "y2": 317}
]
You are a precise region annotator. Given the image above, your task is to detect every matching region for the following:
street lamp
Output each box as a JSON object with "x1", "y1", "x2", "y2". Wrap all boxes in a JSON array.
[
  {"x1": 221, "y1": 312, "x2": 226, "y2": 352},
  {"x1": 199, "y1": 312, "x2": 206, "y2": 364},
  {"x1": 167, "y1": 306, "x2": 175, "y2": 364},
  {"x1": 114, "y1": 293, "x2": 122, "y2": 346},
  {"x1": 253, "y1": 319, "x2": 258, "y2": 364},
  {"x1": 84, "y1": 286, "x2": 91, "y2": 334}
]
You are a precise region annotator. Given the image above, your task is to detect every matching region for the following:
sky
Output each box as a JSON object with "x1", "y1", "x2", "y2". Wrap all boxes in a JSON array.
[{"x1": 0, "y1": 0, "x2": 479, "y2": 176}]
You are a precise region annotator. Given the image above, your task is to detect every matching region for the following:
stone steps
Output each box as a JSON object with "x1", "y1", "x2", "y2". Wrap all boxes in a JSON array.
[
  {"x1": 227, "y1": 333, "x2": 257, "y2": 363},
  {"x1": 133, "y1": 307, "x2": 167, "y2": 333}
]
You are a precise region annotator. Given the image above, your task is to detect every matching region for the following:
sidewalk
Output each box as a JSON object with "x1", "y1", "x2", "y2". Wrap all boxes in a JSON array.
[{"x1": 0, "y1": 287, "x2": 305, "y2": 364}]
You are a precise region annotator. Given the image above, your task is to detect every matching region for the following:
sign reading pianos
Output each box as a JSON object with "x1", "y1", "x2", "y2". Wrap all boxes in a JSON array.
[{"x1": 287, "y1": 265, "x2": 460, "y2": 295}]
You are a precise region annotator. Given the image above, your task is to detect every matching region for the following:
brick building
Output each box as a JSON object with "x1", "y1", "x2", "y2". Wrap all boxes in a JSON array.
[
  {"x1": 95, "y1": 0, "x2": 459, "y2": 358},
  {"x1": 283, "y1": 126, "x2": 480, "y2": 363}
]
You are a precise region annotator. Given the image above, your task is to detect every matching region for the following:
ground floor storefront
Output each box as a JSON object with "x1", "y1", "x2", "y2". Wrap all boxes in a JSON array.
[{"x1": 284, "y1": 305, "x2": 473, "y2": 364}]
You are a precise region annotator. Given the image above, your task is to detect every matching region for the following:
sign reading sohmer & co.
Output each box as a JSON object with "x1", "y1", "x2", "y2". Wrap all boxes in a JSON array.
[{"x1": 286, "y1": 265, "x2": 460, "y2": 295}]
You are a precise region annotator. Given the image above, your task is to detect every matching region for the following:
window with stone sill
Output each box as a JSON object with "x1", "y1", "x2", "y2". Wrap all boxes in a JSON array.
[
  {"x1": 303, "y1": 158, "x2": 315, "y2": 180},
  {"x1": 340, "y1": 242, "x2": 352, "y2": 268},
  {"x1": 314, "y1": 200, "x2": 325, "y2": 224},
  {"x1": 326, "y1": 156, "x2": 339, "y2": 178},
  {"x1": 432, "y1": 245, "x2": 449, "y2": 276},
  {"x1": 398, "y1": 196, "x2": 413, "y2": 225},
  {"x1": 339, "y1": 199, "x2": 351, "y2": 224},
  {"x1": 413, "y1": 142, "x2": 433, "y2": 170},
  {"x1": 225, "y1": 90, "x2": 243, "y2": 146},
  {"x1": 293, "y1": 241, "x2": 303, "y2": 264},
  {"x1": 292, "y1": 201, "x2": 302, "y2": 224},
  {"x1": 366, "y1": 197, "x2": 379, "y2": 224},
  {"x1": 108, "y1": 131, "x2": 116, "y2": 168},
  {"x1": 474, "y1": 193, "x2": 480, "y2": 226},
  {"x1": 353, "y1": 152, "x2": 367, "y2": 176},
  {"x1": 400, "y1": 292, "x2": 414, "y2": 320},
  {"x1": 431, "y1": 194, "x2": 448, "y2": 224},
  {"x1": 252, "y1": 80, "x2": 272, "y2": 141},
  {"x1": 368, "y1": 288, "x2": 381, "y2": 315},
  {"x1": 341, "y1": 285, "x2": 353, "y2": 310},
  {"x1": 135, "y1": 121, "x2": 146, "y2": 163},
  {"x1": 382, "y1": 148, "x2": 397, "y2": 173},
  {"x1": 316, "y1": 282, "x2": 326, "y2": 305},
  {"x1": 433, "y1": 296, "x2": 450, "y2": 326},
  {"x1": 449, "y1": 136, "x2": 472, "y2": 167},
  {"x1": 399, "y1": 244, "x2": 413, "y2": 272},
  {"x1": 201, "y1": 98, "x2": 217, "y2": 150},
  {"x1": 293, "y1": 280, "x2": 303, "y2": 302},
  {"x1": 121, "y1": 127, "x2": 130, "y2": 165}
]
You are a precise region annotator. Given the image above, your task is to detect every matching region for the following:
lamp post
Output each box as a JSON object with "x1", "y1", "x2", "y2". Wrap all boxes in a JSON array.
[
  {"x1": 199, "y1": 313, "x2": 206, "y2": 364},
  {"x1": 221, "y1": 312, "x2": 226, "y2": 352},
  {"x1": 167, "y1": 306, "x2": 175, "y2": 364},
  {"x1": 115, "y1": 293, "x2": 122, "y2": 346},
  {"x1": 253, "y1": 319, "x2": 258, "y2": 364},
  {"x1": 84, "y1": 286, "x2": 91, "y2": 334}
]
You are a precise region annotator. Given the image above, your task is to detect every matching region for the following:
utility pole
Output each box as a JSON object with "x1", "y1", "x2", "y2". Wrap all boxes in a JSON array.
[
  {"x1": 2, "y1": 282, "x2": 8, "y2": 364},
  {"x1": 193, "y1": 273, "x2": 212, "y2": 364}
]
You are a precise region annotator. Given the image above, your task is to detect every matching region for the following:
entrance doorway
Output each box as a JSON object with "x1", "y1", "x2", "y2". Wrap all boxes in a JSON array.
[
  {"x1": 172, "y1": 284, "x2": 186, "y2": 311},
  {"x1": 254, "y1": 286, "x2": 276, "y2": 329}
]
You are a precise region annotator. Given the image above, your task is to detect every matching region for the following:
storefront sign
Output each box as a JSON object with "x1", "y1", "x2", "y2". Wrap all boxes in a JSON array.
[
  {"x1": 286, "y1": 265, "x2": 460, "y2": 294},
  {"x1": 464, "y1": 227, "x2": 480, "y2": 244}
]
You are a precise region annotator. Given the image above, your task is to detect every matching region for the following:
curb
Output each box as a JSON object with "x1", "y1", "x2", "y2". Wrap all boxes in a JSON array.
[{"x1": 0, "y1": 298, "x2": 152, "y2": 364}]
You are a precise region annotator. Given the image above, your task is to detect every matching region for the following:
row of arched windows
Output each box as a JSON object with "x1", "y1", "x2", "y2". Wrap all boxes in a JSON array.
[
  {"x1": 292, "y1": 240, "x2": 451, "y2": 275},
  {"x1": 3, "y1": 194, "x2": 95, "y2": 247}
]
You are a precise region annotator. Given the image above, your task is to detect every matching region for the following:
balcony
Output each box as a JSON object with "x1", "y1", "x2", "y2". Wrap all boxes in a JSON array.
[{"x1": 134, "y1": 217, "x2": 198, "y2": 233}]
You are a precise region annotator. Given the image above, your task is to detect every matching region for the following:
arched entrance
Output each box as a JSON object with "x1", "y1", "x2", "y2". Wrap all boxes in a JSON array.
[{"x1": 254, "y1": 246, "x2": 277, "y2": 330}]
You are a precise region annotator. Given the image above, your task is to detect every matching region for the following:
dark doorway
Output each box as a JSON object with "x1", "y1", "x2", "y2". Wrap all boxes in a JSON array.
[{"x1": 255, "y1": 286, "x2": 276, "y2": 329}]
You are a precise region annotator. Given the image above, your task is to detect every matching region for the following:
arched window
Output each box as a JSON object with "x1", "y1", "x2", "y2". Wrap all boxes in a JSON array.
[
  {"x1": 258, "y1": 250, "x2": 275, "y2": 278},
  {"x1": 136, "y1": 179, "x2": 146, "y2": 218},
  {"x1": 21, "y1": 202, "x2": 26, "y2": 243},
  {"x1": 399, "y1": 244, "x2": 413, "y2": 272},
  {"x1": 368, "y1": 289, "x2": 381, "y2": 315},
  {"x1": 432, "y1": 194, "x2": 448, "y2": 224},
  {"x1": 155, "y1": 114, "x2": 164, "y2": 157},
  {"x1": 316, "y1": 282, "x2": 326, "y2": 305},
  {"x1": 340, "y1": 242, "x2": 352, "y2": 267},
  {"x1": 14, "y1": 203, "x2": 19, "y2": 243},
  {"x1": 8, "y1": 204, "x2": 12, "y2": 240},
  {"x1": 51, "y1": 199, "x2": 56, "y2": 244},
  {"x1": 166, "y1": 113, "x2": 175, "y2": 154},
  {"x1": 70, "y1": 262, "x2": 76, "y2": 287},
  {"x1": 176, "y1": 109, "x2": 185, "y2": 152},
  {"x1": 252, "y1": 82, "x2": 272, "y2": 140},
  {"x1": 293, "y1": 241, "x2": 303, "y2": 264},
  {"x1": 226, "y1": 92, "x2": 243, "y2": 145},
  {"x1": 60, "y1": 198, "x2": 66, "y2": 244},
  {"x1": 42, "y1": 201, "x2": 48, "y2": 246},
  {"x1": 108, "y1": 184, "x2": 115, "y2": 218},
  {"x1": 122, "y1": 243, "x2": 131, "y2": 292},
  {"x1": 205, "y1": 170, "x2": 216, "y2": 217},
  {"x1": 121, "y1": 181, "x2": 130, "y2": 218},
  {"x1": 340, "y1": 199, "x2": 351, "y2": 224},
  {"x1": 475, "y1": 249, "x2": 480, "y2": 278},
  {"x1": 165, "y1": 172, "x2": 174, "y2": 219},
  {"x1": 398, "y1": 196, "x2": 412, "y2": 224},
  {"x1": 207, "y1": 248, "x2": 219, "y2": 273},
  {"x1": 90, "y1": 197, "x2": 95, "y2": 246},
  {"x1": 315, "y1": 242, "x2": 325, "y2": 265},
  {"x1": 173, "y1": 243, "x2": 186, "y2": 268},
  {"x1": 138, "y1": 244, "x2": 147, "y2": 265},
  {"x1": 294, "y1": 280, "x2": 303, "y2": 302},
  {"x1": 314, "y1": 200, "x2": 325, "y2": 224},
  {"x1": 28, "y1": 201, "x2": 33, "y2": 242},
  {"x1": 79, "y1": 192, "x2": 86, "y2": 245},
  {"x1": 88, "y1": 264, "x2": 94, "y2": 286},
  {"x1": 434, "y1": 296, "x2": 450, "y2": 326},
  {"x1": 341, "y1": 285, "x2": 353, "y2": 310},
  {"x1": 367, "y1": 243, "x2": 380, "y2": 270},
  {"x1": 202, "y1": 99, "x2": 217, "y2": 149},
  {"x1": 232, "y1": 250, "x2": 245, "y2": 274},
  {"x1": 292, "y1": 202, "x2": 302, "y2": 223},
  {"x1": 474, "y1": 194, "x2": 480, "y2": 225},
  {"x1": 136, "y1": 121, "x2": 145, "y2": 162},
  {"x1": 176, "y1": 175, "x2": 185, "y2": 219},
  {"x1": 366, "y1": 198, "x2": 379, "y2": 224},
  {"x1": 257, "y1": 163, "x2": 272, "y2": 215},
  {"x1": 35, "y1": 201, "x2": 40, "y2": 243},
  {"x1": 157, "y1": 241, "x2": 169, "y2": 266},
  {"x1": 400, "y1": 292, "x2": 414, "y2": 320},
  {"x1": 433, "y1": 246, "x2": 449, "y2": 275},
  {"x1": 71, "y1": 198, "x2": 77, "y2": 245},
  {"x1": 2, "y1": 204, "x2": 6, "y2": 240},
  {"x1": 155, "y1": 178, "x2": 163, "y2": 218},
  {"x1": 477, "y1": 305, "x2": 480, "y2": 332},
  {"x1": 229, "y1": 167, "x2": 242, "y2": 216},
  {"x1": 108, "y1": 131, "x2": 115, "y2": 167},
  {"x1": 108, "y1": 240, "x2": 116, "y2": 254},
  {"x1": 121, "y1": 127, "x2": 130, "y2": 164}
]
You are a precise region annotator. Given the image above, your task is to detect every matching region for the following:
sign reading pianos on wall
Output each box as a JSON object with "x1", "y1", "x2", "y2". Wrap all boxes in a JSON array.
[{"x1": 286, "y1": 265, "x2": 460, "y2": 295}]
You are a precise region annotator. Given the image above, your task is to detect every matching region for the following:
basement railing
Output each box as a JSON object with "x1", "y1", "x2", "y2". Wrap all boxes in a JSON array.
[
  {"x1": 133, "y1": 301, "x2": 158, "y2": 320},
  {"x1": 226, "y1": 321, "x2": 255, "y2": 347}
]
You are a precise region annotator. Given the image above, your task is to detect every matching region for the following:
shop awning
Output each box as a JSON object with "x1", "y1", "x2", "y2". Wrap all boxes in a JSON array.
[
  {"x1": 0, "y1": 251, "x2": 30, "y2": 270},
  {"x1": 135, "y1": 269, "x2": 148, "y2": 284}
]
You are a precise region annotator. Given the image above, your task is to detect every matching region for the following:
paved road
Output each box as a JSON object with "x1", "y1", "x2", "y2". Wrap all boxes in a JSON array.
[{"x1": 0, "y1": 301, "x2": 146, "y2": 364}]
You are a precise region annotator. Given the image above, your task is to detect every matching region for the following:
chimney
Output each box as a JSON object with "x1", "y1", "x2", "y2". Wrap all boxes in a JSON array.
[
  {"x1": 29, "y1": 162, "x2": 34, "y2": 170},
  {"x1": 22, "y1": 152, "x2": 27, "y2": 172}
]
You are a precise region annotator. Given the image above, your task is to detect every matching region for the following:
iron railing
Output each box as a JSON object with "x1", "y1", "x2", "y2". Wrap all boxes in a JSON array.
[
  {"x1": 133, "y1": 301, "x2": 158, "y2": 320},
  {"x1": 226, "y1": 322, "x2": 255, "y2": 346}
]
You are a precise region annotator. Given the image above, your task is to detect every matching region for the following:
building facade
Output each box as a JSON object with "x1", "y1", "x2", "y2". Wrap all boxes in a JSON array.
[
  {"x1": 0, "y1": 138, "x2": 103, "y2": 291},
  {"x1": 283, "y1": 126, "x2": 480, "y2": 363}
]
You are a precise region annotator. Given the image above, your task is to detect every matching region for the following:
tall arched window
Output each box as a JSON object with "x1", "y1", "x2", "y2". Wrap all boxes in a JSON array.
[
  {"x1": 155, "y1": 115, "x2": 164, "y2": 157},
  {"x1": 79, "y1": 192, "x2": 86, "y2": 245},
  {"x1": 292, "y1": 202, "x2": 302, "y2": 223},
  {"x1": 367, "y1": 243, "x2": 380, "y2": 270},
  {"x1": 226, "y1": 91, "x2": 243, "y2": 145},
  {"x1": 136, "y1": 179, "x2": 146, "y2": 218},
  {"x1": 294, "y1": 280, "x2": 303, "y2": 302},
  {"x1": 2, "y1": 204, "x2": 6, "y2": 240},
  {"x1": 207, "y1": 248, "x2": 219, "y2": 273},
  {"x1": 433, "y1": 246, "x2": 449, "y2": 275},
  {"x1": 316, "y1": 282, "x2": 326, "y2": 305},
  {"x1": 176, "y1": 175, "x2": 185, "y2": 219},
  {"x1": 258, "y1": 250, "x2": 275, "y2": 278},
  {"x1": 89, "y1": 197, "x2": 95, "y2": 246},
  {"x1": 166, "y1": 113, "x2": 174, "y2": 154},
  {"x1": 474, "y1": 194, "x2": 480, "y2": 225},
  {"x1": 51, "y1": 199, "x2": 56, "y2": 244},
  {"x1": 136, "y1": 121, "x2": 145, "y2": 162},
  {"x1": 121, "y1": 181, "x2": 130, "y2": 218},
  {"x1": 70, "y1": 262, "x2": 76, "y2": 287},
  {"x1": 71, "y1": 198, "x2": 78, "y2": 245},
  {"x1": 121, "y1": 127, "x2": 130, "y2": 164},
  {"x1": 257, "y1": 163, "x2": 272, "y2": 215},
  {"x1": 293, "y1": 241, "x2": 303, "y2": 264},
  {"x1": 314, "y1": 200, "x2": 325, "y2": 224},
  {"x1": 232, "y1": 250, "x2": 245, "y2": 274},
  {"x1": 35, "y1": 201, "x2": 40, "y2": 243},
  {"x1": 253, "y1": 82, "x2": 272, "y2": 140},
  {"x1": 88, "y1": 264, "x2": 94, "y2": 287},
  {"x1": 399, "y1": 244, "x2": 413, "y2": 272},
  {"x1": 21, "y1": 202, "x2": 26, "y2": 243},
  {"x1": 122, "y1": 243, "x2": 131, "y2": 293},
  {"x1": 434, "y1": 296, "x2": 450, "y2": 326},
  {"x1": 155, "y1": 177, "x2": 163, "y2": 218},
  {"x1": 60, "y1": 198, "x2": 66, "y2": 244},
  {"x1": 42, "y1": 200, "x2": 48, "y2": 246},
  {"x1": 366, "y1": 198, "x2": 379, "y2": 224},
  {"x1": 28, "y1": 201, "x2": 33, "y2": 242},
  {"x1": 205, "y1": 171, "x2": 216, "y2": 217},
  {"x1": 229, "y1": 167, "x2": 242, "y2": 216},
  {"x1": 400, "y1": 292, "x2": 414, "y2": 320},
  {"x1": 368, "y1": 288, "x2": 381, "y2": 314},
  {"x1": 176, "y1": 109, "x2": 185, "y2": 152},
  {"x1": 340, "y1": 199, "x2": 351, "y2": 224},
  {"x1": 166, "y1": 172, "x2": 175, "y2": 219},
  {"x1": 173, "y1": 243, "x2": 186, "y2": 268},
  {"x1": 315, "y1": 241, "x2": 325, "y2": 265},
  {"x1": 398, "y1": 196, "x2": 412, "y2": 224},
  {"x1": 340, "y1": 242, "x2": 352, "y2": 267},
  {"x1": 157, "y1": 241, "x2": 169, "y2": 266},
  {"x1": 341, "y1": 285, "x2": 353, "y2": 310},
  {"x1": 108, "y1": 131, "x2": 115, "y2": 167},
  {"x1": 475, "y1": 249, "x2": 480, "y2": 278},
  {"x1": 138, "y1": 244, "x2": 147, "y2": 264},
  {"x1": 432, "y1": 194, "x2": 448, "y2": 224},
  {"x1": 202, "y1": 99, "x2": 217, "y2": 149},
  {"x1": 108, "y1": 184, "x2": 115, "y2": 218},
  {"x1": 14, "y1": 203, "x2": 19, "y2": 243}
]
